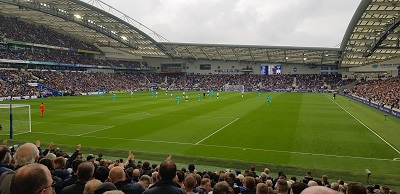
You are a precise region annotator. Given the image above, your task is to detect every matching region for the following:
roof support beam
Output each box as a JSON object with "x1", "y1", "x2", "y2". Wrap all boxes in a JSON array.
[{"x1": 364, "y1": 17, "x2": 400, "y2": 57}]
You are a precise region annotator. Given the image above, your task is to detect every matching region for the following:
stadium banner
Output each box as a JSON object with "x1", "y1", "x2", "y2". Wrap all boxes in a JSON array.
[{"x1": 343, "y1": 94, "x2": 400, "y2": 118}]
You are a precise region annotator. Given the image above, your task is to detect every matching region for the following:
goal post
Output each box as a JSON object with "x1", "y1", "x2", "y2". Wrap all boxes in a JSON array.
[
  {"x1": 223, "y1": 84, "x2": 245, "y2": 92},
  {"x1": 0, "y1": 104, "x2": 31, "y2": 139}
]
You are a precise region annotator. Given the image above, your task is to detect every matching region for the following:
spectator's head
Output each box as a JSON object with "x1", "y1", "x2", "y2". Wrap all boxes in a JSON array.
[
  {"x1": 94, "y1": 182, "x2": 117, "y2": 194},
  {"x1": 94, "y1": 166, "x2": 109, "y2": 182},
  {"x1": 53, "y1": 156, "x2": 66, "y2": 169},
  {"x1": 188, "y1": 163, "x2": 195, "y2": 172},
  {"x1": 104, "y1": 191, "x2": 124, "y2": 194},
  {"x1": 14, "y1": 142, "x2": 39, "y2": 167},
  {"x1": 200, "y1": 178, "x2": 211, "y2": 192},
  {"x1": 86, "y1": 154, "x2": 95, "y2": 162},
  {"x1": 143, "y1": 161, "x2": 150, "y2": 170},
  {"x1": 109, "y1": 166, "x2": 126, "y2": 183},
  {"x1": 381, "y1": 186, "x2": 390, "y2": 194},
  {"x1": 300, "y1": 186, "x2": 339, "y2": 194},
  {"x1": 0, "y1": 145, "x2": 10, "y2": 162},
  {"x1": 139, "y1": 175, "x2": 151, "y2": 189},
  {"x1": 277, "y1": 179, "x2": 289, "y2": 193},
  {"x1": 263, "y1": 168, "x2": 270, "y2": 174},
  {"x1": 331, "y1": 183, "x2": 340, "y2": 191},
  {"x1": 213, "y1": 181, "x2": 234, "y2": 194},
  {"x1": 244, "y1": 176, "x2": 256, "y2": 190},
  {"x1": 346, "y1": 183, "x2": 366, "y2": 194},
  {"x1": 83, "y1": 179, "x2": 102, "y2": 194},
  {"x1": 291, "y1": 182, "x2": 308, "y2": 194},
  {"x1": 256, "y1": 183, "x2": 269, "y2": 194},
  {"x1": 184, "y1": 174, "x2": 197, "y2": 192},
  {"x1": 175, "y1": 170, "x2": 184, "y2": 183},
  {"x1": 77, "y1": 162, "x2": 95, "y2": 182},
  {"x1": 159, "y1": 160, "x2": 177, "y2": 180},
  {"x1": 39, "y1": 158, "x2": 53, "y2": 171},
  {"x1": 10, "y1": 163, "x2": 53, "y2": 194},
  {"x1": 308, "y1": 180, "x2": 318, "y2": 187},
  {"x1": 72, "y1": 159, "x2": 84, "y2": 173}
]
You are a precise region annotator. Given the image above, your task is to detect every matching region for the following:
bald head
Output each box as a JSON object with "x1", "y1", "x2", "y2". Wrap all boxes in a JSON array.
[
  {"x1": 14, "y1": 143, "x2": 39, "y2": 166},
  {"x1": 300, "y1": 186, "x2": 339, "y2": 194},
  {"x1": 84, "y1": 179, "x2": 102, "y2": 194},
  {"x1": 77, "y1": 162, "x2": 95, "y2": 182},
  {"x1": 159, "y1": 160, "x2": 177, "y2": 180},
  {"x1": 109, "y1": 166, "x2": 125, "y2": 183},
  {"x1": 11, "y1": 163, "x2": 52, "y2": 194}
]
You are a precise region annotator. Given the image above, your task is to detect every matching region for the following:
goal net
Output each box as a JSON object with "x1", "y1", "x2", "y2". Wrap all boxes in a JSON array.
[
  {"x1": 0, "y1": 104, "x2": 31, "y2": 138},
  {"x1": 223, "y1": 84, "x2": 244, "y2": 92}
]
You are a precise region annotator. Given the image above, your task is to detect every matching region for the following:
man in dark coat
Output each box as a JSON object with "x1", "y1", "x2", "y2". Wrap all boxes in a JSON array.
[
  {"x1": 142, "y1": 160, "x2": 185, "y2": 194},
  {"x1": 61, "y1": 162, "x2": 94, "y2": 194}
]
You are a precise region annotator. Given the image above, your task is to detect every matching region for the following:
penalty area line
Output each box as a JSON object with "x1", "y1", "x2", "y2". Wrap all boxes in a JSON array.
[
  {"x1": 78, "y1": 126, "x2": 115, "y2": 136},
  {"x1": 325, "y1": 94, "x2": 400, "y2": 155},
  {"x1": 195, "y1": 118, "x2": 239, "y2": 145}
]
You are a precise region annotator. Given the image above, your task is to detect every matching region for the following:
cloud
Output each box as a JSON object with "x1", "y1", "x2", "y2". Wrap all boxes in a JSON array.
[{"x1": 100, "y1": 0, "x2": 361, "y2": 47}]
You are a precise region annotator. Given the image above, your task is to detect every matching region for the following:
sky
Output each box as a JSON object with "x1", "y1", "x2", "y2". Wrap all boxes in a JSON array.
[{"x1": 98, "y1": 0, "x2": 361, "y2": 48}]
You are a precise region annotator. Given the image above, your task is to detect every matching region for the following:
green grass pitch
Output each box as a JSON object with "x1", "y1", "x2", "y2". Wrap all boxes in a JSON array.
[{"x1": 1, "y1": 91, "x2": 400, "y2": 188}]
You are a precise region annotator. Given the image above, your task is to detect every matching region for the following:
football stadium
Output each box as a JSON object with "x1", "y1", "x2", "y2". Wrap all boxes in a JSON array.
[{"x1": 0, "y1": 0, "x2": 400, "y2": 193}]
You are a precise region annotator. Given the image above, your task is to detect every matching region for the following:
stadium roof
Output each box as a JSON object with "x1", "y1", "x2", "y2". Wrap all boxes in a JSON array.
[{"x1": 0, "y1": 0, "x2": 399, "y2": 67}]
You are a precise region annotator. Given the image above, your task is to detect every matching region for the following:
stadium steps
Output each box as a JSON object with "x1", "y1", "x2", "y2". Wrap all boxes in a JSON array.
[{"x1": 36, "y1": 83, "x2": 63, "y2": 96}]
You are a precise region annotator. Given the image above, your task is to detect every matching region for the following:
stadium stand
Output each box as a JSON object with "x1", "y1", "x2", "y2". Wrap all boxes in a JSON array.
[
  {"x1": 350, "y1": 77, "x2": 400, "y2": 110},
  {"x1": 0, "y1": 16, "x2": 101, "y2": 53}
]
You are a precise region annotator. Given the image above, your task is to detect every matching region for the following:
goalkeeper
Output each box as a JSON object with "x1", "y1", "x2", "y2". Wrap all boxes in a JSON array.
[{"x1": 40, "y1": 103, "x2": 46, "y2": 117}]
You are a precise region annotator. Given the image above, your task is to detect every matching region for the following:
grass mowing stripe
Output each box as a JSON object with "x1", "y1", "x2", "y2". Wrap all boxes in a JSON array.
[{"x1": 326, "y1": 94, "x2": 400, "y2": 155}]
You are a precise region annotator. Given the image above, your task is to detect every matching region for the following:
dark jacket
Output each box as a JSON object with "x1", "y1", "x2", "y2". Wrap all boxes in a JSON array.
[
  {"x1": 142, "y1": 179, "x2": 186, "y2": 194},
  {"x1": 0, "y1": 162, "x2": 12, "y2": 175},
  {"x1": 60, "y1": 180, "x2": 86, "y2": 194},
  {"x1": 63, "y1": 174, "x2": 77, "y2": 187},
  {"x1": 52, "y1": 168, "x2": 71, "y2": 180},
  {"x1": 114, "y1": 180, "x2": 145, "y2": 194}
]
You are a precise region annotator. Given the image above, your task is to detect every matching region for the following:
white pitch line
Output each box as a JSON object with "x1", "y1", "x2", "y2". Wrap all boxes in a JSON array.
[
  {"x1": 29, "y1": 131, "x2": 397, "y2": 161},
  {"x1": 195, "y1": 118, "x2": 239, "y2": 145},
  {"x1": 196, "y1": 144, "x2": 398, "y2": 162},
  {"x1": 326, "y1": 95, "x2": 400, "y2": 155},
  {"x1": 78, "y1": 126, "x2": 114, "y2": 136}
]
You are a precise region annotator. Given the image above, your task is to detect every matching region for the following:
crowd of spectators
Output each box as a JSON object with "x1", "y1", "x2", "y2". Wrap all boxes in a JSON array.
[
  {"x1": 350, "y1": 77, "x2": 400, "y2": 109},
  {"x1": 0, "y1": 140, "x2": 395, "y2": 194},
  {"x1": 1, "y1": 69, "x2": 344, "y2": 98},
  {"x1": 0, "y1": 49, "x2": 145, "y2": 69},
  {"x1": 0, "y1": 16, "x2": 101, "y2": 52},
  {"x1": 0, "y1": 69, "x2": 42, "y2": 97}
]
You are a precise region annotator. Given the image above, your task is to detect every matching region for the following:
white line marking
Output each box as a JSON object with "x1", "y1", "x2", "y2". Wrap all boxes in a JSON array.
[
  {"x1": 196, "y1": 144, "x2": 398, "y2": 162},
  {"x1": 28, "y1": 132, "x2": 399, "y2": 161},
  {"x1": 30, "y1": 132, "x2": 193, "y2": 145},
  {"x1": 32, "y1": 122, "x2": 114, "y2": 136},
  {"x1": 195, "y1": 118, "x2": 239, "y2": 145},
  {"x1": 326, "y1": 94, "x2": 400, "y2": 155},
  {"x1": 78, "y1": 126, "x2": 114, "y2": 136}
]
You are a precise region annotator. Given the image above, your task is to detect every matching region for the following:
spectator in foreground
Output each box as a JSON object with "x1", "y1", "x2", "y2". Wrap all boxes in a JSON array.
[
  {"x1": 61, "y1": 162, "x2": 95, "y2": 194},
  {"x1": 10, "y1": 163, "x2": 53, "y2": 194},
  {"x1": 142, "y1": 160, "x2": 185, "y2": 194},
  {"x1": 347, "y1": 183, "x2": 367, "y2": 194},
  {"x1": 0, "y1": 142, "x2": 40, "y2": 194},
  {"x1": 300, "y1": 186, "x2": 339, "y2": 194}
]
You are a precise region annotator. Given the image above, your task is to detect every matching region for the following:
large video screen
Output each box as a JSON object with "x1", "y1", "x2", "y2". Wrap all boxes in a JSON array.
[{"x1": 260, "y1": 64, "x2": 281, "y2": 75}]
